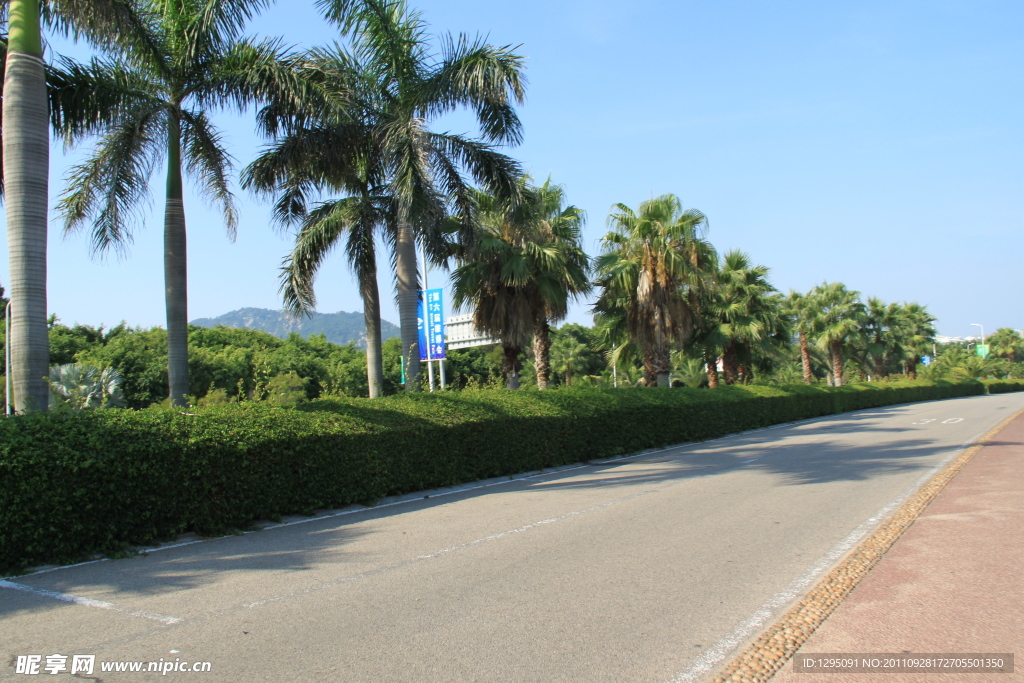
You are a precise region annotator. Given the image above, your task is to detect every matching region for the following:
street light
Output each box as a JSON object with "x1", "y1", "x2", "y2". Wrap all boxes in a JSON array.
[{"x1": 971, "y1": 323, "x2": 985, "y2": 344}]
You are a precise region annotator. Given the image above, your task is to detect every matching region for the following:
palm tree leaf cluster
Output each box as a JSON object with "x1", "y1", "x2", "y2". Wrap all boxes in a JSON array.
[{"x1": 449, "y1": 176, "x2": 590, "y2": 390}]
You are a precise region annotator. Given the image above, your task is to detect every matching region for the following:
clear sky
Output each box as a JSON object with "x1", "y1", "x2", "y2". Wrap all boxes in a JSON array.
[{"x1": 4, "y1": 0, "x2": 1021, "y2": 338}]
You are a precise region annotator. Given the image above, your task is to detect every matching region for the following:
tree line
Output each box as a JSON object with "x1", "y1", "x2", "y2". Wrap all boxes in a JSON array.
[{"x1": 2, "y1": 0, "x2": 1018, "y2": 412}]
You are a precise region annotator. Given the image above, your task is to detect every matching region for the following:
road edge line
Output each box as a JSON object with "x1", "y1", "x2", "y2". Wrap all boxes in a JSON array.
[{"x1": 705, "y1": 407, "x2": 1024, "y2": 683}]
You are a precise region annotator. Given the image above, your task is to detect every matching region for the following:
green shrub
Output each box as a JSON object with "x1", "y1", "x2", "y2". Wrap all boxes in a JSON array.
[
  {"x1": 982, "y1": 379, "x2": 1024, "y2": 394},
  {"x1": 0, "y1": 380, "x2": 983, "y2": 573}
]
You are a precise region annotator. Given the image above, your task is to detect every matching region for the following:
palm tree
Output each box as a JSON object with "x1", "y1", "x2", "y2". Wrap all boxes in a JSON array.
[
  {"x1": 2, "y1": 0, "x2": 146, "y2": 412},
  {"x1": 862, "y1": 297, "x2": 902, "y2": 379},
  {"x1": 51, "y1": 0, "x2": 317, "y2": 406},
  {"x1": 784, "y1": 290, "x2": 815, "y2": 384},
  {"x1": 891, "y1": 302, "x2": 936, "y2": 379},
  {"x1": 449, "y1": 184, "x2": 551, "y2": 390},
  {"x1": 987, "y1": 328, "x2": 1023, "y2": 363},
  {"x1": 549, "y1": 333, "x2": 588, "y2": 387},
  {"x1": 313, "y1": 0, "x2": 525, "y2": 392},
  {"x1": 278, "y1": 193, "x2": 394, "y2": 398},
  {"x1": 594, "y1": 194, "x2": 714, "y2": 388},
  {"x1": 809, "y1": 282, "x2": 865, "y2": 387},
  {"x1": 693, "y1": 250, "x2": 781, "y2": 385},
  {"x1": 241, "y1": 66, "x2": 394, "y2": 398},
  {"x1": 3, "y1": 3, "x2": 50, "y2": 411},
  {"x1": 526, "y1": 178, "x2": 590, "y2": 390}
]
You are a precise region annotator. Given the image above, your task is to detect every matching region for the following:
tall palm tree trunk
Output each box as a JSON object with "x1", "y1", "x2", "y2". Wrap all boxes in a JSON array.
[
  {"x1": 361, "y1": 268, "x2": 384, "y2": 398},
  {"x1": 907, "y1": 356, "x2": 918, "y2": 380},
  {"x1": 799, "y1": 331, "x2": 813, "y2": 384},
  {"x1": 395, "y1": 220, "x2": 421, "y2": 392},
  {"x1": 533, "y1": 318, "x2": 551, "y2": 390},
  {"x1": 706, "y1": 357, "x2": 719, "y2": 388},
  {"x1": 3, "y1": 0, "x2": 49, "y2": 412},
  {"x1": 164, "y1": 114, "x2": 190, "y2": 406},
  {"x1": 831, "y1": 339, "x2": 844, "y2": 387},
  {"x1": 503, "y1": 345, "x2": 521, "y2": 390}
]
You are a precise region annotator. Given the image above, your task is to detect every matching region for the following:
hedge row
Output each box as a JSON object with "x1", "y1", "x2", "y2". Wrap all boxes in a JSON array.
[
  {"x1": 0, "y1": 380, "x2": 993, "y2": 573},
  {"x1": 982, "y1": 379, "x2": 1024, "y2": 394}
]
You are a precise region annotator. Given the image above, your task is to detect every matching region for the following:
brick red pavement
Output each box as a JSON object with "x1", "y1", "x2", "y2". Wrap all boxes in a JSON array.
[{"x1": 770, "y1": 411, "x2": 1024, "y2": 683}]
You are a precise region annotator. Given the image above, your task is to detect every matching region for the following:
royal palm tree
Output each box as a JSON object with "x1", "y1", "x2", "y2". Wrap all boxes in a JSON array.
[
  {"x1": 594, "y1": 194, "x2": 714, "y2": 388},
  {"x1": 3, "y1": 0, "x2": 139, "y2": 411},
  {"x1": 278, "y1": 192, "x2": 394, "y2": 398},
  {"x1": 51, "y1": 0, "x2": 318, "y2": 406},
  {"x1": 809, "y1": 282, "x2": 865, "y2": 387},
  {"x1": 311, "y1": 0, "x2": 525, "y2": 392}
]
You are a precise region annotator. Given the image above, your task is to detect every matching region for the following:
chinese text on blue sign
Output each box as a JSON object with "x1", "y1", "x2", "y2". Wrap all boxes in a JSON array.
[{"x1": 418, "y1": 289, "x2": 446, "y2": 360}]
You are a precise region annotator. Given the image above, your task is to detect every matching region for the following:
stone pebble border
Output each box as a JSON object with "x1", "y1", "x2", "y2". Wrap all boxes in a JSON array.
[{"x1": 707, "y1": 407, "x2": 1024, "y2": 683}]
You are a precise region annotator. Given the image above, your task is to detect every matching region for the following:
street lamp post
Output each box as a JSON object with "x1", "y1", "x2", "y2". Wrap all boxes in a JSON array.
[{"x1": 971, "y1": 323, "x2": 985, "y2": 345}]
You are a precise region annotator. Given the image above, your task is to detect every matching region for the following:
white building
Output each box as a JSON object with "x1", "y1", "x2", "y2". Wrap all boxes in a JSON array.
[{"x1": 445, "y1": 313, "x2": 499, "y2": 350}]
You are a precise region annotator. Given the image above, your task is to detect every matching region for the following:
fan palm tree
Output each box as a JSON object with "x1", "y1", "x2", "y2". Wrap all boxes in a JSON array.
[
  {"x1": 809, "y1": 282, "x2": 865, "y2": 387},
  {"x1": 892, "y1": 302, "x2": 936, "y2": 379},
  {"x1": 450, "y1": 183, "x2": 574, "y2": 390},
  {"x1": 594, "y1": 194, "x2": 714, "y2": 388},
  {"x1": 526, "y1": 178, "x2": 589, "y2": 390},
  {"x1": 693, "y1": 250, "x2": 781, "y2": 385},
  {"x1": 862, "y1": 297, "x2": 902, "y2": 379},
  {"x1": 987, "y1": 328, "x2": 1023, "y2": 363},
  {"x1": 309, "y1": 0, "x2": 525, "y2": 392},
  {"x1": 3, "y1": 0, "x2": 143, "y2": 412},
  {"x1": 50, "y1": 0, "x2": 320, "y2": 406},
  {"x1": 549, "y1": 333, "x2": 588, "y2": 387},
  {"x1": 784, "y1": 290, "x2": 815, "y2": 384}
]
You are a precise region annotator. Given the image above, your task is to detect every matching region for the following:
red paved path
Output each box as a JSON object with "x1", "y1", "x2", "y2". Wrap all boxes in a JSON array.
[{"x1": 770, "y1": 411, "x2": 1024, "y2": 683}]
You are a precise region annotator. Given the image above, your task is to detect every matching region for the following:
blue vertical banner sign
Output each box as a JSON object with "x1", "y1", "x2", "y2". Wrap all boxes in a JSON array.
[{"x1": 418, "y1": 289, "x2": 446, "y2": 361}]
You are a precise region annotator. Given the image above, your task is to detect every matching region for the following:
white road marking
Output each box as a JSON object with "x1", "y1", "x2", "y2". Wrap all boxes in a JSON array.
[
  {"x1": 912, "y1": 418, "x2": 936, "y2": 424},
  {"x1": 942, "y1": 417, "x2": 964, "y2": 424},
  {"x1": 0, "y1": 580, "x2": 182, "y2": 625}
]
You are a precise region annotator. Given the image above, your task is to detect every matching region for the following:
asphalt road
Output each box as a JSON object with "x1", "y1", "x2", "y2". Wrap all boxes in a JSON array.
[{"x1": 4, "y1": 392, "x2": 1023, "y2": 682}]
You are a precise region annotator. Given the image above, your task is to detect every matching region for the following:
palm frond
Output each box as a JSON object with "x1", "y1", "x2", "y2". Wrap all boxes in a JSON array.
[
  {"x1": 180, "y1": 108, "x2": 237, "y2": 237},
  {"x1": 58, "y1": 106, "x2": 167, "y2": 255}
]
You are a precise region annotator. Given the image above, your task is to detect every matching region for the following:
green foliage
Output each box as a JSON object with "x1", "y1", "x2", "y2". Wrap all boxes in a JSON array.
[
  {"x1": 981, "y1": 379, "x2": 1024, "y2": 394},
  {"x1": 265, "y1": 372, "x2": 307, "y2": 407},
  {"x1": 0, "y1": 379, "x2": 985, "y2": 573},
  {"x1": 46, "y1": 364, "x2": 127, "y2": 410}
]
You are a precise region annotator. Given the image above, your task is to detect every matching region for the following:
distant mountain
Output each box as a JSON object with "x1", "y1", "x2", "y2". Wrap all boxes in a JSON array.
[{"x1": 190, "y1": 308, "x2": 400, "y2": 349}]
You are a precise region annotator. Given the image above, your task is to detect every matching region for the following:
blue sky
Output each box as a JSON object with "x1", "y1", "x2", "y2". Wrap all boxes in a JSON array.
[{"x1": 5, "y1": 0, "x2": 1021, "y2": 337}]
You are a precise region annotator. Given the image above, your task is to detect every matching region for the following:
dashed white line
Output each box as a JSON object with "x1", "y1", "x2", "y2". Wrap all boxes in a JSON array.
[{"x1": 0, "y1": 580, "x2": 182, "y2": 625}]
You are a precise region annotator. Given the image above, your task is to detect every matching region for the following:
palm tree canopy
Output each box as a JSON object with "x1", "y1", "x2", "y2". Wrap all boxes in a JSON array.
[
  {"x1": 50, "y1": 0, "x2": 321, "y2": 251},
  {"x1": 809, "y1": 281, "x2": 865, "y2": 349},
  {"x1": 698, "y1": 249, "x2": 783, "y2": 353},
  {"x1": 594, "y1": 193, "x2": 714, "y2": 354},
  {"x1": 450, "y1": 179, "x2": 585, "y2": 349}
]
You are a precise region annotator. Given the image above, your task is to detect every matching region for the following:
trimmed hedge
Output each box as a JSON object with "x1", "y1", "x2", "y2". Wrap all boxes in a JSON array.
[
  {"x1": 0, "y1": 380, "x2": 987, "y2": 573},
  {"x1": 982, "y1": 379, "x2": 1024, "y2": 394}
]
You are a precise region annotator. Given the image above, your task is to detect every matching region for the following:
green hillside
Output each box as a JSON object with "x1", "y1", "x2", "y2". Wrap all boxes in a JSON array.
[{"x1": 190, "y1": 308, "x2": 400, "y2": 348}]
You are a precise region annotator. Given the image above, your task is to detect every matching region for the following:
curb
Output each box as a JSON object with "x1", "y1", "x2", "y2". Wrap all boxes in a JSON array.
[{"x1": 707, "y1": 407, "x2": 1024, "y2": 683}]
